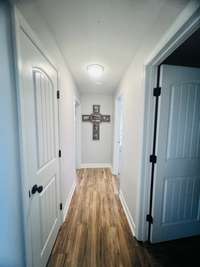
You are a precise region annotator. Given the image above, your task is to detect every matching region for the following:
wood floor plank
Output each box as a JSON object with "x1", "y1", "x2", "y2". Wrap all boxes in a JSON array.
[
  {"x1": 48, "y1": 168, "x2": 200, "y2": 267},
  {"x1": 48, "y1": 168, "x2": 145, "y2": 267}
]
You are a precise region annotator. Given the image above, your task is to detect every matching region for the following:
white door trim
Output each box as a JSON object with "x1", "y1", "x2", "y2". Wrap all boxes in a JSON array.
[
  {"x1": 112, "y1": 94, "x2": 123, "y2": 175},
  {"x1": 137, "y1": 1, "x2": 200, "y2": 241},
  {"x1": 74, "y1": 97, "x2": 81, "y2": 170},
  {"x1": 11, "y1": 7, "x2": 62, "y2": 266}
]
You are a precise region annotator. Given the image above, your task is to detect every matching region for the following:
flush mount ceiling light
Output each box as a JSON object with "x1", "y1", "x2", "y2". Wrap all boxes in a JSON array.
[{"x1": 87, "y1": 64, "x2": 104, "y2": 78}]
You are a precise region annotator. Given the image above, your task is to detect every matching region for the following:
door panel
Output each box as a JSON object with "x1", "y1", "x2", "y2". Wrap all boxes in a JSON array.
[
  {"x1": 39, "y1": 175, "x2": 58, "y2": 262},
  {"x1": 162, "y1": 176, "x2": 200, "y2": 224},
  {"x1": 18, "y1": 27, "x2": 61, "y2": 266},
  {"x1": 167, "y1": 83, "x2": 200, "y2": 159},
  {"x1": 151, "y1": 65, "x2": 200, "y2": 243},
  {"x1": 34, "y1": 70, "x2": 56, "y2": 168}
]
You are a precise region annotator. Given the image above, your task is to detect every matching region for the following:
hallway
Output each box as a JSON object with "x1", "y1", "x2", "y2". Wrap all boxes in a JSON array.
[
  {"x1": 47, "y1": 169, "x2": 149, "y2": 267},
  {"x1": 1, "y1": 1, "x2": 200, "y2": 267}
]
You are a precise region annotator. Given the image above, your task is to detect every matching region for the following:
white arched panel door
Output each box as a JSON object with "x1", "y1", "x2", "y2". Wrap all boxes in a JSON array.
[{"x1": 17, "y1": 22, "x2": 61, "y2": 266}]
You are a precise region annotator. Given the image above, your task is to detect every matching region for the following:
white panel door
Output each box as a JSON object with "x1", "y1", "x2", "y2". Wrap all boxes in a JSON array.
[
  {"x1": 151, "y1": 65, "x2": 200, "y2": 243},
  {"x1": 18, "y1": 27, "x2": 61, "y2": 266}
]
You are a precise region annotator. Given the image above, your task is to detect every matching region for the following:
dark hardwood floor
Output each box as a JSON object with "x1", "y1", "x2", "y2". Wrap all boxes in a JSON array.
[
  {"x1": 143, "y1": 236, "x2": 200, "y2": 267},
  {"x1": 47, "y1": 168, "x2": 200, "y2": 267}
]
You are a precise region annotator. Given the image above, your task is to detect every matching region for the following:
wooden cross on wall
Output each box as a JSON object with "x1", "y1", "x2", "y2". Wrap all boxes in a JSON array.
[{"x1": 82, "y1": 105, "x2": 111, "y2": 140}]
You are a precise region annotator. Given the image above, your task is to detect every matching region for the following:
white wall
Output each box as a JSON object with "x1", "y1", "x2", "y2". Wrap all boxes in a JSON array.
[
  {"x1": 15, "y1": 2, "x2": 79, "y2": 218},
  {"x1": 115, "y1": 1, "x2": 192, "y2": 237},
  {"x1": 81, "y1": 93, "x2": 113, "y2": 166},
  {"x1": 0, "y1": 2, "x2": 25, "y2": 266}
]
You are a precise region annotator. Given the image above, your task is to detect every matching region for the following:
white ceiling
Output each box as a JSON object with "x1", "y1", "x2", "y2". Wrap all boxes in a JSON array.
[{"x1": 33, "y1": 0, "x2": 189, "y2": 94}]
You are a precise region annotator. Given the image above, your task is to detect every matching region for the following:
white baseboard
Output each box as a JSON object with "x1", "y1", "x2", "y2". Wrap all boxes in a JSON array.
[
  {"x1": 63, "y1": 181, "x2": 76, "y2": 221},
  {"x1": 119, "y1": 190, "x2": 136, "y2": 237},
  {"x1": 112, "y1": 169, "x2": 118, "y2": 176},
  {"x1": 81, "y1": 163, "x2": 112, "y2": 169}
]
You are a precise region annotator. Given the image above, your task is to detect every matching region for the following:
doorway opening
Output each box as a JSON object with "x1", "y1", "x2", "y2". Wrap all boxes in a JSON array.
[
  {"x1": 14, "y1": 9, "x2": 62, "y2": 267},
  {"x1": 74, "y1": 98, "x2": 81, "y2": 171},
  {"x1": 113, "y1": 95, "x2": 124, "y2": 191},
  {"x1": 138, "y1": 5, "x2": 200, "y2": 244},
  {"x1": 148, "y1": 27, "x2": 200, "y2": 243}
]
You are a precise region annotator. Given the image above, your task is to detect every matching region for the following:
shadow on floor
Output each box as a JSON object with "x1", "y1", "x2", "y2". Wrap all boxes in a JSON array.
[{"x1": 139, "y1": 236, "x2": 200, "y2": 267}]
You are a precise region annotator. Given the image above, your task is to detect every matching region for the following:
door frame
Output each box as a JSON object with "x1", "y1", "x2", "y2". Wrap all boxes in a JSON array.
[
  {"x1": 137, "y1": 1, "x2": 200, "y2": 242},
  {"x1": 113, "y1": 95, "x2": 124, "y2": 176},
  {"x1": 11, "y1": 7, "x2": 62, "y2": 266},
  {"x1": 74, "y1": 97, "x2": 81, "y2": 170}
]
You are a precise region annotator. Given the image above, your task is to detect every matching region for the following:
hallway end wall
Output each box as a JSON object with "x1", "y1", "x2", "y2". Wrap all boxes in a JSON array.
[{"x1": 81, "y1": 93, "x2": 114, "y2": 168}]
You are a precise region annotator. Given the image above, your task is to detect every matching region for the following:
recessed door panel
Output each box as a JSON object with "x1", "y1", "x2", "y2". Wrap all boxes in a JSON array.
[
  {"x1": 34, "y1": 70, "x2": 56, "y2": 168},
  {"x1": 167, "y1": 83, "x2": 200, "y2": 160}
]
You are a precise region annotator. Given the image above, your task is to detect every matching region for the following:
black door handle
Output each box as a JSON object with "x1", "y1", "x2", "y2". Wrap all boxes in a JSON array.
[
  {"x1": 31, "y1": 184, "x2": 43, "y2": 195},
  {"x1": 37, "y1": 185, "x2": 43, "y2": 193}
]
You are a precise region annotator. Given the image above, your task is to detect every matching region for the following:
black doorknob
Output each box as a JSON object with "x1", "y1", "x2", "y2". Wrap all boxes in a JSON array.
[
  {"x1": 31, "y1": 184, "x2": 43, "y2": 195},
  {"x1": 37, "y1": 185, "x2": 43, "y2": 193}
]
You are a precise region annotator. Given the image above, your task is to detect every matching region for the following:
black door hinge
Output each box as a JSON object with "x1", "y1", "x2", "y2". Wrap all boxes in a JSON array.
[
  {"x1": 149, "y1": 154, "x2": 157, "y2": 164},
  {"x1": 57, "y1": 90, "x2": 60, "y2": 99},
  {"x1": 146, "y1": 214, "x2": 153, "y2": 224},
  {"x1": 59, "y1": 203, "x2": 63, "y2": 210},
  {"x1": 153, "y1": 87, "x2": 161, "y2": 97},
  {"x1": 59, "y1": 150, "x2": 62, "y2": 158}
]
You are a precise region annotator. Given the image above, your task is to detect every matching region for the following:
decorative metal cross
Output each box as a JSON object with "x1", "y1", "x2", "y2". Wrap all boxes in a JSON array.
[{"x1": 82, "y1": 105, "x2": 111, "y2": 140}]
